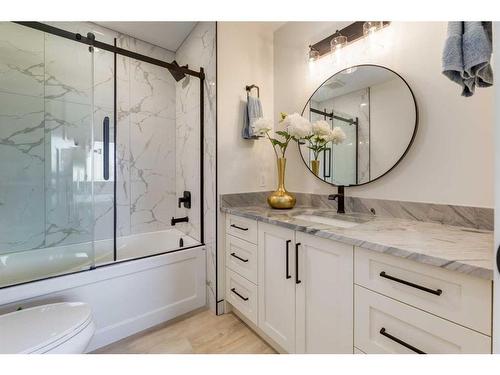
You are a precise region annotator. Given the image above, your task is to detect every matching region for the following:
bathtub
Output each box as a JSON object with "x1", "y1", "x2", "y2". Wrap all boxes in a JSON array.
[
  {"x1": 0, "y1": 228, "x2": 200, "y2": 288},
  {"x1": 0, "y1": 231, "x2": 206, "y2": 351}
]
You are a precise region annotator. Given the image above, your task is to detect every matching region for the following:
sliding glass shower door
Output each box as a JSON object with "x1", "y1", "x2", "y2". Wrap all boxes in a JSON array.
[
  {"x1": 90, "y1": 38, "x2": 116, "y2": 266},
  {"x1": 0, "y1": 22, "x2": 115, "y2": 287}
]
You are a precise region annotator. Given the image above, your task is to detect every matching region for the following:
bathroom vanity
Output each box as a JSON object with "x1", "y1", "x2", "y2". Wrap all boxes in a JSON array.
[{"x1": 222, "y1": 207, "x2": 493, "y2": 354}]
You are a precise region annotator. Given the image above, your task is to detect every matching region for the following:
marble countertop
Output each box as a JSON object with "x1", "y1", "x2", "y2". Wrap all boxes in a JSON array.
[{"x1": 221, "y1": 205, "x2": 494, "y2": 280}]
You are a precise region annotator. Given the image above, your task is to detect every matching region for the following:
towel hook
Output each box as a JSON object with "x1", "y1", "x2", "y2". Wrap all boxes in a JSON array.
[{"x1": 245, "y1": 84, "x2": 260, "y2": 98}]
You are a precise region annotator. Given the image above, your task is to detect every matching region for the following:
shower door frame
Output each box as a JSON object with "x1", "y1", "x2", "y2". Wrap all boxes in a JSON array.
[{"x1": 1, "y1": 21, "x2": 206, "y2": 289}]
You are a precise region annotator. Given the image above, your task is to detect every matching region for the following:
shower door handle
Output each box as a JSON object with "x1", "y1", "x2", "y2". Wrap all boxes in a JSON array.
[{"x1": 103, "y1": 116, "x2": 110, "y2": 180}]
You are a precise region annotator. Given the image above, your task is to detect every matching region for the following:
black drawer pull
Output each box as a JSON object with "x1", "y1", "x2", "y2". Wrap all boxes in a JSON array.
[
  {"x1": 230, "y1": 224, "x2": 249, "y2": 231},
  {"x1": 379, "y1": 271, "x2": 442, "y2": 296},
  {"x1": 231, "y1": 288, "x2": 249, "y2": 301},
  {"x1": 285, "y1": 240, "x2": 291, "y2": 279},
  {"x1": 379, "y1": 328, "x2": 426, "y2": 354},
  {"x1": 295, "y1": 243, "x2": 301, "y2": 284},
  {"x1": 230, "y1": 252, "x2": 249, "y2": 263}
]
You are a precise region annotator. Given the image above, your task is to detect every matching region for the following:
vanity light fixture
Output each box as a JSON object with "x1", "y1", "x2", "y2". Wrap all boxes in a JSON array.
[
  {"x1": 308, "y1": 21, "x2": 390, "y2": 62},
  {"x1": 308, "y1": 45, "x2": 320, "y2": 62},
  {"x1": 330, "y1": 30, "x2": 347, "y2": 53},
  {"x1": 363, "y1": 21, "x2": 384, "y2": 36}
]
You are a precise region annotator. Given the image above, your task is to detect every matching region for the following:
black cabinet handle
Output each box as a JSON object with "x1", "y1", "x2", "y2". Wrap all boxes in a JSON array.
[
  {"x1": 295, "y1": 242, "x2": 301, "y2": 284},
  {"x1": 231, "y1": 287, "x2": 249, "y2": 301},
  {"x1": 379, "y1": 271, "x2": 442, "y2": 296},
  {"x1": 285, "y1": 240, "x2": 291, "y2": 279},
  {"x1": 497, "y1": 245, "x2": 500, "y2": 273},
  {"x1": 102, "y1": 116, "x2": 110, "y2": 180},
  {"x1": 230, "y1": 224, "x2": 248, "y2": 231},
  {"x1": 379, "y1": 328, "x2": 426, "y2": 354},
  {"x1": 230, "y1": 252, "x2": 249, "y2": 263}
]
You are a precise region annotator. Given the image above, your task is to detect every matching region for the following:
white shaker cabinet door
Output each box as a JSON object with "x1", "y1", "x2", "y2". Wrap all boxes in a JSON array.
[
  {"x1": 295, "y1": 232, "x2": 354, "y2": 353},
  {"x1": 258, "y1": 222, "x2": 296, "y2": 353}
]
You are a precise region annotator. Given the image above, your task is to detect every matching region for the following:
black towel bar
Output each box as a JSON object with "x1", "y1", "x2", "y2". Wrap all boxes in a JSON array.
[{"x1": 245, "y1": 84, "x2": 260, "y2": 98}]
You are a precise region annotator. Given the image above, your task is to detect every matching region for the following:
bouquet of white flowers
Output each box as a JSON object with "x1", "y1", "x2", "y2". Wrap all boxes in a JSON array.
[
  {"x1": 254, "y1": 112, "x2": 313, "y2": 209},
  {"x1": 253, "y1": 112, "x2": 312, "y2": 159},
  {"x1": 306, "y1": 120, "x2": 346, "y2": 161}
]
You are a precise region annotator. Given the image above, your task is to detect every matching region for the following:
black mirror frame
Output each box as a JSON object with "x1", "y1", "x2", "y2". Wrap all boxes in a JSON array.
[{"x1": 299, "y1": 63, "x2": 419, "y2": 188}]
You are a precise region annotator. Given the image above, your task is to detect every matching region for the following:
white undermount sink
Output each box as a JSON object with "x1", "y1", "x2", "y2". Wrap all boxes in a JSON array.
[{"x1": 293, "y1": 214, "x2": 360, "y2": 228}]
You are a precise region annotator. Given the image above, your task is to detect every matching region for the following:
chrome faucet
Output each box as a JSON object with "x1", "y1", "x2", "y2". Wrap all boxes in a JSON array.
[{"x1": 328, "y1": 186, "x2": 345, "y2": 214}]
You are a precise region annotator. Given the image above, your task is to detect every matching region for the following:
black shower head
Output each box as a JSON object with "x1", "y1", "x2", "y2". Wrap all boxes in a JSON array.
[{"x1": 168, "y1": 60, "x2": 186, "y2": 82}]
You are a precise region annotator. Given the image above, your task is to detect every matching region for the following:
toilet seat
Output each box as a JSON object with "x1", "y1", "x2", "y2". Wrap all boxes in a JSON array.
[{"x1": 0, "y1": 302, "x2": 93, "y2": 354}]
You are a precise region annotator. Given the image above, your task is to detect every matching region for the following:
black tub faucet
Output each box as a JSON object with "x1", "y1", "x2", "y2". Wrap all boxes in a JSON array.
[
  {"x1": 171, "y1": 216, "x2": 189, "y2": 226},
  {"x1": 328, "y1": 185, "x2": 345, "y2": 214}
]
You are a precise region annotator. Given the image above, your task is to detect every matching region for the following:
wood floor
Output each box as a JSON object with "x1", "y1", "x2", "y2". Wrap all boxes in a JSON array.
[{"x1": 93, "y1": 309, "x2": 276, "y2": 354}]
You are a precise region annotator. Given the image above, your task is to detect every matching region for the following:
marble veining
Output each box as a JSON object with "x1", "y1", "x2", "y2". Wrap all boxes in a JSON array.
[
  {"x1": 175, "y1": 22, "x2": 217, "y2": 312},
  {"x1": 0, "y1": 22, "x2": 216, "y2": 265},
  {"x1": 0, "y1": 22, "x2": 217, "y2": 310},
  {"x1": 221, "y1": 205, "x2": 494, "y2": 280},
  {"x1": 221, "y1": 191, "x2": 493, "y2": 230}
]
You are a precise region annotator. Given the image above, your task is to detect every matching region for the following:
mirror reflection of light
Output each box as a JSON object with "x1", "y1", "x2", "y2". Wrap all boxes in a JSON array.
[{"x1": 342, "y1": 67, "x2": 357, "y2": 74}]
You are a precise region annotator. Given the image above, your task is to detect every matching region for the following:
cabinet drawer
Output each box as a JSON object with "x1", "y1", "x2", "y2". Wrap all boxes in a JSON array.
[
  {"x1": 354, "y1": 286, "x2": 491, "y2": 354},
  {"x1": 226, "y1": 215, "x2": 258, "y2": 244},
  {"x1": 226, "y1": 234, "x2": 258, "y2": 284},
  {"x1": 354, "y1": 247, "x2": 491, "y2": 335},
  {"x1": 226, "y1": 268, "x2": 258, "y2": 325}
]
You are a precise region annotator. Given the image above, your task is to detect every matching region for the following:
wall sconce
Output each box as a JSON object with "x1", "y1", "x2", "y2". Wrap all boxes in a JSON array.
[{"x1": 307, "y1": 21, "x2": 390, "y2": 62}]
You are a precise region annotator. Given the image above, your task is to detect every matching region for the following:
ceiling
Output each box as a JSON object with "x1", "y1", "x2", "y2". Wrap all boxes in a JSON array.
[
  {"x1": 312, "y1": 67, "x2": 398, "y2": 102},
  {"x1": 95, "y1": 22, "x2": 198, "y2": 52}
]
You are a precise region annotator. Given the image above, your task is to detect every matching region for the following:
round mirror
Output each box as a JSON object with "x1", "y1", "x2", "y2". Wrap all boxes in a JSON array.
[{"x1": 300, "y1": 64, "x2": 418, "y2": 186}]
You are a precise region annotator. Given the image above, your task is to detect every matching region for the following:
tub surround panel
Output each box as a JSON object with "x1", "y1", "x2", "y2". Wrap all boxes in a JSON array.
[
  {"x1": 221, "y1": 205, "x2": 493, "y2": 280},
  {"x1": 221, "y1": 192, "x2": 493, "y2": 230}
]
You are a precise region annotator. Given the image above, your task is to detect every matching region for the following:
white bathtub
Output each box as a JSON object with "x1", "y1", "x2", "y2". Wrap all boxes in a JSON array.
[
  {"x1": 0, "y1": 229, "x2": 200, "y2": 288},
  {"x1": 0, "y1": 233, "x2": 206, "y2": 351}
]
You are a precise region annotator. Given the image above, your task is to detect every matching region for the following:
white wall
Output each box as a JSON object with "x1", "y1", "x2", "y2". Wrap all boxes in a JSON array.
[
  {"x1": 217, "y1": 22, "x2": 278, "y2": 194},
  {"x1": 216, "y1": 22, "x2": 281, "y2": 313},
  {"x1": 370, "y1": 77, "x2": 415, "y2": 179},
  {"x1": 274, "y1": 22, "x2": 494, "y2": 208}
]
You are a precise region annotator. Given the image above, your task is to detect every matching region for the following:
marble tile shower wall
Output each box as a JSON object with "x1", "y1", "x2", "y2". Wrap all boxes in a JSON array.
[
  {"x1": 0, "y1": 22, "x2": 208, "y2": 259},
  {"x1": 0, "y1": 22, "x2": 99, "y2": 254},
  {"x1": 114, "y1": 31, "x2": 177, "y2": 239},
  {"x1": 174, "y1": 22, "x2": 217, "y2": 312}
]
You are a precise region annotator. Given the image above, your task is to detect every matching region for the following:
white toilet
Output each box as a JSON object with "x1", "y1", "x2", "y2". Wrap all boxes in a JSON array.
[{"x1": 0, "y1": 302, "x2": 95, "y2": 354}]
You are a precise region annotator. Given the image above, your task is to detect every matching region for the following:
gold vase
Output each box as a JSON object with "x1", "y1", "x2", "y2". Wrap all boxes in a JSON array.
[
  {"x1": 267, "y1": 157, "x2": 296, "y2": 209},
  {"x1": 311, "y1": 159, "x2": 320, "y2": 176}
]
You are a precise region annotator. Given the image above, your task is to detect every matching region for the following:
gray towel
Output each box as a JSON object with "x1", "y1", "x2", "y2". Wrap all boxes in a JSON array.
[
  {"x1": 442, "y1": 21, "x2": 493, "y2": 97},
  {"x1": 242, "y1": 95, "x2": 263, "y2": 139}
]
